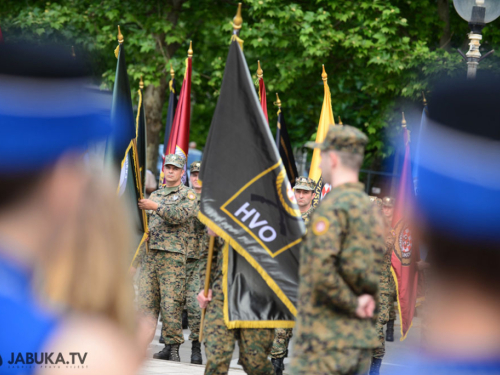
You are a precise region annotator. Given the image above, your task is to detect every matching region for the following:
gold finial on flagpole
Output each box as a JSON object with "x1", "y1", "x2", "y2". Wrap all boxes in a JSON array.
[
  {"x1": 402, "y1": 112, "x2": 407, "y2": 128},
  {"x1": 257, "y1": 60, "x2": 263, "y2": 79},
  {"x1": 321, "y1": 65, "x2": 328, "y2": 81},
  {"x1": 274, "y1": 93, "x2": 281, "y2": 107},
  {"x1": 188, "y1": 41, "x2": 193, "y2": 58},
  {"x1": 139, "y1": 76, "x2": 144, "y2": 89},
  {"x1": 338, "y1": 116, "x2": 343, "y2": 125},
  {"x1": 117, "y1": 25, "x2": 124, "y2": 44},
  {"x1": 422, "y1": 91, "x2": 427, "y2": 106},
  {"x1": 170, "y1": 63, "x2": 175, "y2": 79},
  {"x1": 233, "y1": 3, "x2": 243, "y2": 32}
]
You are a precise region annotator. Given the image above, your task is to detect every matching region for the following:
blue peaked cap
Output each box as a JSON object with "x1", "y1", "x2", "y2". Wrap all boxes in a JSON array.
[{"x1": 0, "y1": 43, "x2": 111, "y2": 173}]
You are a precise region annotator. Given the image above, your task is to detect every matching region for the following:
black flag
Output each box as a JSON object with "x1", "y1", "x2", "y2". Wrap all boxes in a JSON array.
[
  {"x1": 107, "y1": 42, "x2": 135, "y2": 171},
  {"x1": 198, "y1": 40, "x2": 305, "y2": 329},
  {"x1": 275, "y1": 104, "x2": 298, "y2": 187}
]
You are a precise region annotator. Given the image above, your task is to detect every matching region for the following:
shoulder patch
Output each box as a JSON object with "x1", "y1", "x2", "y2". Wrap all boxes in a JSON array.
[
  {"x1": 312, "y1": 216, "x2": 330, "y2": 236},
  {"x1": 187, "y1": 192, "x2": 196, "y2": 201}
]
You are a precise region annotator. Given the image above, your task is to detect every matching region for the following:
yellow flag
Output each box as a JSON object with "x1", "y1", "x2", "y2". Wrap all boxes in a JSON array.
[{"x1": 309, "y1": 65, "x2": 335, "y2": 183}]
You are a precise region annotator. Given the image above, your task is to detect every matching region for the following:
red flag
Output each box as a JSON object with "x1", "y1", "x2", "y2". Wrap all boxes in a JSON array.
[
  {"x1": 257, "y1": 61, "x2": 268, "y2": 124},
  {"x1": 161, "y1": 44, "x2": 192, "y2": 185},
  {"x1": 0, "y1": 26, "x2": 4, "y2": 44},
  {"x1": 391, "y1": 113, "x2": 419, "y2": 340}
]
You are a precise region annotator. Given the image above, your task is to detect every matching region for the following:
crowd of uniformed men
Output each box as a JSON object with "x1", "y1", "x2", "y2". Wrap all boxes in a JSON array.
[{"x1": 131, "y1": 124, "x2": 401, "y2": 375}]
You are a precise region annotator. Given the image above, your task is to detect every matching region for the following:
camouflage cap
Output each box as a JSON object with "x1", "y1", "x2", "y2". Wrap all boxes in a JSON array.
[
  {"x1": 190, "y1": 161, "x2": 201, "y2": 173},
  {"x1": 370, "y1": 196, "x2": 383, "y2": 208},
  {"x1": 164, "y1": 154, "x2": 186, "y2": 169},
  {"x1": 305, "y1": 124, "x2": 368, "y2": 155},
  {"x1": 382, "y1": 197, "x2": 394, "y2": 207},
  {"x1": 294, "y1": 176, "x2": 316, "y2": 191}
]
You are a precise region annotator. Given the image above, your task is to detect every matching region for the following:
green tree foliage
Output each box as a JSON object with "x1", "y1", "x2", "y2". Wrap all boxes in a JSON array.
[{"x1": 3, "y1": 0, "x2": 500, "y2": 171}]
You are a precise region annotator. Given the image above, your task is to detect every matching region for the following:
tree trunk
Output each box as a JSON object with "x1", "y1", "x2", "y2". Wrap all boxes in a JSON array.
[
  {"x1": 438, "y1": 0, "x2": 451, "y2": 50},
  {"x1": 144, "y1": 0, "x2": 184, "y2": 177}
]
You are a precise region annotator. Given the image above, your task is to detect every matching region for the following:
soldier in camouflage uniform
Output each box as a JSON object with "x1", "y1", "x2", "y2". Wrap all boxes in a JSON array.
[
  {"x1": 369, "y1": 197, "x2": 395, "y2": 375},
  {"x1": 137, "y1": 154, "x2": 198, "y2": 362},
  {"x1": 185, "y1": 161, "x2": 203, "y2": 363},
  {"x1": 291, "y1": 125, "x2": 386, "y2": 375},
  {"x1": 382, "y1": 197, "x2": 397, "y2": 342},
  {"x1": 271, "y1": 176, "x2": 316, "y2": 375},
  {"x1": 197, "y1": 231, "x2": 275, "y2": 375}
]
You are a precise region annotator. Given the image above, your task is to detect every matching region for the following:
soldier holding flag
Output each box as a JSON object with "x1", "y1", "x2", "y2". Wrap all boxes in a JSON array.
[{"x1": 137, "y1": 154, "x2": 198, "y2": 362}]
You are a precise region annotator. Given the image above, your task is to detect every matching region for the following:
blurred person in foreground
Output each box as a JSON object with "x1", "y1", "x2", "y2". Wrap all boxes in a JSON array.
[
  {"x1": 291, "y1": 125, "x2": 386, "y2": 375},
  {"x1": 0, "y1": 43, "x2": 142, "y2": 374},
  {"x1": 407, "y1": 76, "x2": 500, "y2": 374}
]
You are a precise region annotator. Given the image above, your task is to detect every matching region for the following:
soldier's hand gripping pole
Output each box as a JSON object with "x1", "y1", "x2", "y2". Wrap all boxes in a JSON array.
[{"x1": 199, "y1": 235, "x2": 215, "y2": 342}]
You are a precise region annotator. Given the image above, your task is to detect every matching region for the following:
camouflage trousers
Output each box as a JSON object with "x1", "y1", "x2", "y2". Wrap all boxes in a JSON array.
[
  {"x1": 373, "y1": 293, "x2": 394, "y2": 359},
  {"x1": 138, "y1": 250, "x2": 186, "y2": 345},
  {"x1": 389, "y1": 300, "x2": 397, "y2": 321},
  {"x1": 291, "y1": 348, "x2": 372, "y2": 375},
  {"x1": 185, "y1": 258, "x2": 201, "y2": 341},
  {"x1": 203, "y1": 297, "x2": 275, "y2": 375},
  {"x1": 270, "y1": 328, "x2": 293, "y2": 359}
]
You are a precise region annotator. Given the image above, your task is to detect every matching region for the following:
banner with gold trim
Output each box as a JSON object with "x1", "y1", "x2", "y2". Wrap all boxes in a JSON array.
[{"x1": 198, "y1": 40, "x2": 305, "y2": 328}]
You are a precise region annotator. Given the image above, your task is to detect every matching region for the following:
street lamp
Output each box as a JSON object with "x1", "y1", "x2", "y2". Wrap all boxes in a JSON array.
[{"x1": 453, "y1": 0, "x2": 500, "y2": 78}]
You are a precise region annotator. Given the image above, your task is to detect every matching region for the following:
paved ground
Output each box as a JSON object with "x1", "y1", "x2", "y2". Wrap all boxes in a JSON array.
[{"x1": 138, "y1": 314, "x2": 421, "y2": 374}]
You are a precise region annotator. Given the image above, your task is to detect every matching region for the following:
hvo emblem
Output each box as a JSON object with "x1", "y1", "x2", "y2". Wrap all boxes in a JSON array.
[{"x1": 222, "y1": 162, "x2": 303, "y2": 257}]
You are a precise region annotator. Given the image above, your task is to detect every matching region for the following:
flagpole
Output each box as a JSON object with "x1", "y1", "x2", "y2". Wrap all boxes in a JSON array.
[{"x1": 199, "y1": 235, "x2": 215, "y2": 342}]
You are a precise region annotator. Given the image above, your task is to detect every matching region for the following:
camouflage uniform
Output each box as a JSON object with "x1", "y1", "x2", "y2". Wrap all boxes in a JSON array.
[
  {"x1": 271, "y1": 177, "x2": 316, "y2": 361},
  {"x1": 199, "y1": 236, "x2": 275, "y2": 375},
  {"x1": 137, "y1": 154, "x2": 198, "y2": 345},
  {"x1": 382, "y1": 198, "x2": 398, "y2": 327},
  {"x1": 183, "y1": 161, "x2": 204, "y2": 342},
  {"x1": 291, "y1": 125, "x2": 386, "y2": 375},
  {"x1": 370, "y1": 197, "x2": 396, "y2": 360}
]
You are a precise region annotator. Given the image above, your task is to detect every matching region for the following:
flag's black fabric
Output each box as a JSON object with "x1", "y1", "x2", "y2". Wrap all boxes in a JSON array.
[
  {"x1": 275, "y1": 107, "x2": 298, "y2": 187},
  {"x1": 108, "y1": 44, "x2": 135, "y2": 170},
  {"x1": 163, "y1": 78, "x2": 177, "y2": 153},
  {"x1": 198, "y1": 40, "x2": 305, "y2": 329},
  {"x1": 136, "y1": 88, "x2": 147, "y2": 192}
]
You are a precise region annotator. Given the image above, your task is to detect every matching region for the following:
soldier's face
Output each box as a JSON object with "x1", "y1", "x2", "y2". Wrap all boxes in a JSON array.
[
  {"x1": 164, "y1": 164, "x2": 184, "y2": 184},
  {"x1": 382, "y1": 206, "x2": 393, "y2": 219},
  {"x1": 294, "y1": 189, "x2": 314, "y2": 208},
  {"x1": 190, "y1": 171, "x2": 201, "y2": 190}
]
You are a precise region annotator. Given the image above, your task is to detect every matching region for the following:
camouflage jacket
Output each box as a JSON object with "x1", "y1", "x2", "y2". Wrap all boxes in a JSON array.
[
  {"x1": 147, "y1": 183, "x2": 198, "y2": 254},
  {"x1": 294, "y1": 182, "x2": 385, "y2": 350},
  {"x1": 379, "y1": 231, "x2": 396, "y2": 295},
  {"x1": 185, "y1": 193, "x2": 205, "y2": 260},
  {"x1": 301, "y1": 205, "x2": 314, "y2": 226},
  {"x1": 198, "y1": 234, "x2": 225, "y2": 301}
]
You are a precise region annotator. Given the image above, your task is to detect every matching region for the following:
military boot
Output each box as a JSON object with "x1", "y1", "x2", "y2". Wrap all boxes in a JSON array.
[
  {"x1": 386, "y1": 320, "x2": 395, "y2": 342},
  {"x1": 153, "y1": 345, "x2": 170, "y2": 360},
  {"x1": 271, "y1": 358, "x2": 284, "y2": 375},
  {"x1": 370, "y1": 357, "x2": 382, "y2": 375},
  {"x1": 170, "y1": 344, "x2": 181, "y2": 362},
  {"x1": 191, "y1": 340, "x2": 202, "y2": 364}
]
